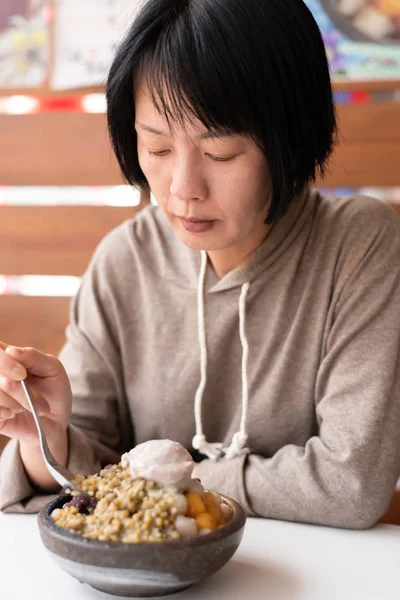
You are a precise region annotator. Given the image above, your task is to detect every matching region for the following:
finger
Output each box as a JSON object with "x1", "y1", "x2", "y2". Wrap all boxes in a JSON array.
[
  {"x1": 0, "y1": 345, "x2": 27, "y2": 381},
  {"x1": 0, "y1": 411, "x2": 42, "y2": 442},
  {"x1": 0, "y1": 375, "x2": 50, "y2": 415},
  {"x1": 0, "y1": 406, "x2": 17, "y2": 420},
  {"x1": 5, "y1": 346, "x2": 61, "y2": 378},
  {"x1": 0, "y1": 385, "x2": 26, "y2": 417}
]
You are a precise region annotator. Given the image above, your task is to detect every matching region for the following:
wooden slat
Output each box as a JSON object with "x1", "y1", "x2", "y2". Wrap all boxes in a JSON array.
[
  {"x1": 319, "y1": 142, "x2": 400, "y2": 188},
  {"x1": 317, "y1": 102, "x2": 400, "y2": 188},
  {"x1": 0, "y1": 205, "x2": 143, "y2": 275},
  {"x1": 0, "y1": 85, "x2": 105, "y2": 97},
  {"x1": 334, "y1": 79, "x2": 400, "y2": 92},
  {"x1": 0, "y1": 113, "x2": 124, "y2": 185},
  {"x1": 0, "y1": 295, "x2": 70, "y2": 355},
  {"x1": 337, "y1": 103, "x2": 400, "y2": 142},
  {"x1": 391, "y1": 205, "x2": 400, "y2": 218}
]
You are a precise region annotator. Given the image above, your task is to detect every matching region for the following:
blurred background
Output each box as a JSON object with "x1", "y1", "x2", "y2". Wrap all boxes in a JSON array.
[{"x1": 0, "y1": 0, "x2": 398, "y2": 351}]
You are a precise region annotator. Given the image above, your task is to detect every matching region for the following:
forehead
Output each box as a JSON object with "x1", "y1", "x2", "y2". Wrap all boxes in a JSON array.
[{"x1": 134, "y1": 78, "x2": 204, "y2": 135}]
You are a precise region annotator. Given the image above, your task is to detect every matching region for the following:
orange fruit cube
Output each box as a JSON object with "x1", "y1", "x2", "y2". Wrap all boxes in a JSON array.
[
  {"x1": 195, "y1": 512, "x2": 217, "y2": 531},
  {"x1": 203, "y1": 491, "x2": 222, "y2": 526},
  {"x1": 185, "y1": 492, "x2": 206, "y2": 518}
]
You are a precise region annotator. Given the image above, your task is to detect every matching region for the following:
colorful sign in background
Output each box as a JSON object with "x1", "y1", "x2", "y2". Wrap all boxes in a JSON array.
[
  {"x1": 0, "y1": 0, "x2": 399, "y2": 89},
  {"x1": 305, "y1": 0, "x2": 400, "y2": 81}
]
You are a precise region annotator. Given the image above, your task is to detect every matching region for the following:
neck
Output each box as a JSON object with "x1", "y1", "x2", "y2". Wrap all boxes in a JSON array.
[{"x1": 207, "y1": 225, "x2": 270, "y2": 278}]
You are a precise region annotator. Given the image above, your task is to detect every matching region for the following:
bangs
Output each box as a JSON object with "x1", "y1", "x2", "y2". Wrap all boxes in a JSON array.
[{"x1": 136, "y1": 11, "x2": 256, "y2": 139}]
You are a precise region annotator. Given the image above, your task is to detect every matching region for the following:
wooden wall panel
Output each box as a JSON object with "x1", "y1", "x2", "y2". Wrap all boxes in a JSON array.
[
  {"x1": 0, "y1": 113, "x2": 123, "y2": 186},
  {"x1": 321, "y1": 142, "x2": 400, "y2": 188},
  {"x1": 316, "y1": 102, "x2": 400, "y2": 188},
  {"x1": 337, "y1": 103, "x2": 400, "y2": 142},
  {"x1": 0, "y1": 296, "x2": 70, "y2": 355},
  {"x1": 0, "y1": 205, "x2": 142, "y2": 275}
]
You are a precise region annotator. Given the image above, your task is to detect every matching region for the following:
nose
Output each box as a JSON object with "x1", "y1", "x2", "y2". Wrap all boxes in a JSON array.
[{"x1": 169, "y1": 157, "x2": 208, "y2": 202}]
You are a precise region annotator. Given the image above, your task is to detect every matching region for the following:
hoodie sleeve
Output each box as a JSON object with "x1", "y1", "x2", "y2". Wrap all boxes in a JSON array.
[
  {"x1": 195, "y1": 255, "x2": 400, "y2": 529},
  {"x1": 0, "y1": 230, "x2": 132, "y2": 514}
]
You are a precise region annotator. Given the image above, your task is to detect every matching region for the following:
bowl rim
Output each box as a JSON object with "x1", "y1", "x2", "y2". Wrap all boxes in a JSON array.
[{"x1": 39, "y1": 491, "x2": 246, "y2": 550}]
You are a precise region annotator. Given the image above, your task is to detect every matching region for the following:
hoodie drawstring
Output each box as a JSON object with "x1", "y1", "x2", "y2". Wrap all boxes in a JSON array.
[
  {"x1": 192, "y1": 250, "x2": 251, "y2": 461},
  {"x1": 192, "y1": 251, "x2": 224, "y2": 460}
]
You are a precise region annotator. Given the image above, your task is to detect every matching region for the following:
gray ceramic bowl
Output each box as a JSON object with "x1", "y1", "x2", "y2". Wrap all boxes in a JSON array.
[{"x1": 38, "y1": 493, "x2": 246, "y2": 598}]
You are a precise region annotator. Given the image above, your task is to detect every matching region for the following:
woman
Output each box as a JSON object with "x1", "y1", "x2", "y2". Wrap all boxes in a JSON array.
[{"x1": 1, "y1": 0, "x2": 400, "y2": 528}]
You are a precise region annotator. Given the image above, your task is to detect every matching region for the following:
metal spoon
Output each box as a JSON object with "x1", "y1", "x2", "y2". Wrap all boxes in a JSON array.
[{"x1": 20, "y1": 379, "x2": 92, "y2": 499}]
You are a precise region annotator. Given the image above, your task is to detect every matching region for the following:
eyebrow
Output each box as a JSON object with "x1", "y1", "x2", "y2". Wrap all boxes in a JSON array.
[{"x1": 135, "y1": 122, "x2": 235, "y2": 140}]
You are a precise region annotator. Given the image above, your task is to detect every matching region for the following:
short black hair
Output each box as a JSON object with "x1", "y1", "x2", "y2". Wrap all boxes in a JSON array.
[{"x1": 106, "y1": 0, "x2": 337, "y2": 224}]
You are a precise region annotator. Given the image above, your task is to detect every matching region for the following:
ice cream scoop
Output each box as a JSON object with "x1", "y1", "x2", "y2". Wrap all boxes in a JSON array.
[{"x1": 121, "y1": 439, "x2": 195, "y2": 490}]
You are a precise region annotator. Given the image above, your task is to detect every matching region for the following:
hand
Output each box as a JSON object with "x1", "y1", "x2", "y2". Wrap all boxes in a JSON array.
[{"x1": 0, "y1": 341, "x2": 72, "y2": 448}]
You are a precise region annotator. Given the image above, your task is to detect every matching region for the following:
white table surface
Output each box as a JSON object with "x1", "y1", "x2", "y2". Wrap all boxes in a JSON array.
[{"x1": 1, "y1": 513, "x2": 400, "y2": 600}]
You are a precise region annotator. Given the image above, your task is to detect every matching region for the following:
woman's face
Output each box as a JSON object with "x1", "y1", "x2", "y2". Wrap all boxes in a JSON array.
[{"x1": 134, "y1": 78, "x2": 271, "y2": 260}]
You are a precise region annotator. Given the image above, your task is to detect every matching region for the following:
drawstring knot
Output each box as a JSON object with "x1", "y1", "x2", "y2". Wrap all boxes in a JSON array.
[
  {"x1": 223, "y1": 431, "x2": 250, "y2": 460},
  {"x1": 192, "y1": 434, "x2": 224, "y2": 461}
]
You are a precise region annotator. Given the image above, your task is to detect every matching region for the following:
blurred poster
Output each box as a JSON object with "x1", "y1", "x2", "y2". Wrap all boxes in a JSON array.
[
  {"x1": 0, "y1": 0, "x2": 49, "y2": 88},
  {"x1": 305, "y1": 0, "x2": 400, "y2": 80},
  {"x1": 51, "y1": 0, "x2": 141, "y2": 90}
]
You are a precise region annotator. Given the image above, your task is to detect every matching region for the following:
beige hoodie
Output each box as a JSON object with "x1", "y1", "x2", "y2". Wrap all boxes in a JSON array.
[{"x1": 1, "y1": 190, "x2": 400, "y2": 529}]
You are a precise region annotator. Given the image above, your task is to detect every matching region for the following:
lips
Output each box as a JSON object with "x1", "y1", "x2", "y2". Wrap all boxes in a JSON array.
[
  {"x1": 178, "y1": 216, "x2": 214, "y2": 233},
  {"x1": 177, "y1": 216, "x2": 212, "y2": 222}
]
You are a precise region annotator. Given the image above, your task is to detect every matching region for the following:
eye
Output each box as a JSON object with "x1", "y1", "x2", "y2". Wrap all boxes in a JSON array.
[
  {"x1": 148, "y1": 150, "x2": 170, "y2": 157},
  {"x1": 208, "y1": 154, "x2": 236, "y2": 162}
]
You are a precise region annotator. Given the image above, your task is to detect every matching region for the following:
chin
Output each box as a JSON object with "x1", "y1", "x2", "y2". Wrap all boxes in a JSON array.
[{"x1": 174, "y1": 229, "x2": 227, "y2": 252}]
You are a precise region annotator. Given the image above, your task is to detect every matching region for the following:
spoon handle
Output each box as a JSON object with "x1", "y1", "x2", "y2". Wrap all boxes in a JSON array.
[{"x1": 20, "y1": 379, "x2": 74, "y2": 489}]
